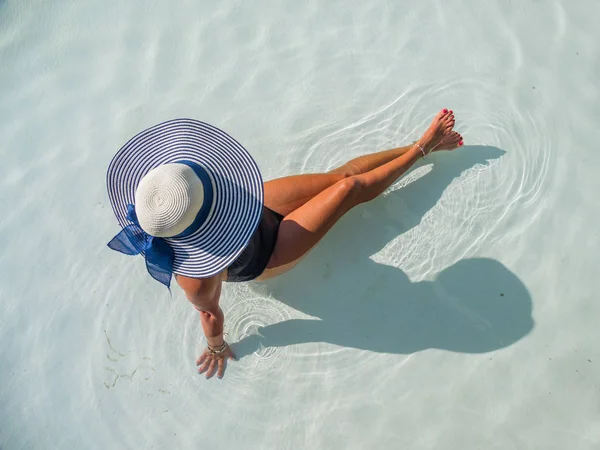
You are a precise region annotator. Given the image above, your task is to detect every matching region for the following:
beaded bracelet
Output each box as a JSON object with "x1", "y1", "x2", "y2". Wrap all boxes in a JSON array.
[{"x1": 208, "y1": 341, "x2": 228, "y2": 354}]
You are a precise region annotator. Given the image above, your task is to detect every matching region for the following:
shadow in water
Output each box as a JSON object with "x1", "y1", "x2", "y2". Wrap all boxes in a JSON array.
[{"x1": 234, "y1": 146, "x2": 534, "y2": 356}]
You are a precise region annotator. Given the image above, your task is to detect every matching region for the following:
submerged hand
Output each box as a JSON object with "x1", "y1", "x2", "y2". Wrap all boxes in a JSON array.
[{"x1": 196, "y1": 344, "x2": 236, "y2": 379}]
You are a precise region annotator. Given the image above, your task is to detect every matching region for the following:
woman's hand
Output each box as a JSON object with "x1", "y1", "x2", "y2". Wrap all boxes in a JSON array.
[{"x1": 196, "y1": 343, "x2": 236, "y2": 379}]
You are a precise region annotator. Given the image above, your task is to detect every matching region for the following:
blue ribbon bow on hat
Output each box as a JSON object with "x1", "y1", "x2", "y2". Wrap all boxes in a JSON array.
[{"x1": 107, "y1": 204, "x2": 175, "y2": 289}]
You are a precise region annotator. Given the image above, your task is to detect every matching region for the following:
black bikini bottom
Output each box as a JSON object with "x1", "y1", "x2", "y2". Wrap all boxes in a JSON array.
[{"x1": 226, "y1": 206, "x2": 284, "y2": 282}]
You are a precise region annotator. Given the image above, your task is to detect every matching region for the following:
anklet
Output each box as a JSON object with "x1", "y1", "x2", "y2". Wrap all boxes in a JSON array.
[{"x1": 415, "y1": 143, "x2": 427, "y2": 158}]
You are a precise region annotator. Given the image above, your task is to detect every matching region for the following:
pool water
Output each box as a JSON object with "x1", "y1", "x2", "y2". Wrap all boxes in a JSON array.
[{"x1": 1, "y1": 1, "x2": 599, "y2": 449}]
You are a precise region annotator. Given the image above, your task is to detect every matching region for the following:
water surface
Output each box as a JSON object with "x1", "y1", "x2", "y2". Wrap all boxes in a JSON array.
[{"x1": 1, "y1": 1, "x2": 599, "y2": 449}]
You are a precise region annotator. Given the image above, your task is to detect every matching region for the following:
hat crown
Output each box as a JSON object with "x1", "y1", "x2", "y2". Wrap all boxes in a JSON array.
[{"x1": 134, "y1": 163, "x2": 205, "y2": 238}]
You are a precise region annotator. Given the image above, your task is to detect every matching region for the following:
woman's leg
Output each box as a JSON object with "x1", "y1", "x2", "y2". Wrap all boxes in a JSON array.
[
  {"x1": 259, "y1": 109, "x2": 456, "y2": 279},
  {"x1": 264, "y1": 129, "x2": 462, "y2": 217},
  {"x1": 264, "y1": 144, "x2": 415, "y2": 217}
]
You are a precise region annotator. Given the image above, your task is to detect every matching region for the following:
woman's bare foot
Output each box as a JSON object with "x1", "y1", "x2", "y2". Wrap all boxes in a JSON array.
[
  {"x1": 416, "y1": 109, "x2": 461, "y2": 154},
  {"x1": 433, "y1": 131, "x2": 464, "y2": 152}
]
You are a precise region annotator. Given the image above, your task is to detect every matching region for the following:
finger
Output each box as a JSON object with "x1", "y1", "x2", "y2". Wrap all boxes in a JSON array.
[
  {"x1": 196, "y1": 353, "x2": 208, "y2": 366},
  {"x1": 206, "y1": 360, "x2": 217, "y2": 379},
  {"x1": 198, "y1": 359, "x2": 211, "y2": 374},
  {"x1": 217, "y1": 358, "x2": 226, "y2": 379},
  {"x1": 228, "y1": 348, "x2": 237, "y2": 361}
]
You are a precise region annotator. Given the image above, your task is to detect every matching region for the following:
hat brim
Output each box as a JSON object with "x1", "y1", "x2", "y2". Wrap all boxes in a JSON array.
[{"x1": 107, "y1": 119, "x2": 264, "y2": 278}]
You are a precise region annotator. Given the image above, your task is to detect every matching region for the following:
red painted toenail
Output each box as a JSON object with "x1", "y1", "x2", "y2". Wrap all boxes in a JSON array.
[
  {"x1": 459, "y1": 141, "x2": 463, "y2": 146},
  {"x1": 443, "y1": 109, "x2": 448, "y2": 113},
  {"x1": 449, "y1": 110, "x2": 453, "y2": 114}
]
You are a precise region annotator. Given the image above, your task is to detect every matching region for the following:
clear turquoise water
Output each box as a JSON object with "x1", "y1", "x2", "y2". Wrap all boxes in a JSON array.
[{"x1": 1, "y1": 1, "x2": 599, "y2": 449}]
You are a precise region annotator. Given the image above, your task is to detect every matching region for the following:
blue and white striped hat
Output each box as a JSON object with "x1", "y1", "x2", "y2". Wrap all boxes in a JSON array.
[{"x1": 106, "y1": 119, "x2": 264, "y2": 288}]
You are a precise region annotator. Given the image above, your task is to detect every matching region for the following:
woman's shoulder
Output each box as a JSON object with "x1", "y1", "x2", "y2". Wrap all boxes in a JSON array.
[{"x1": 175, "y1": 271, "x2": 226, "y2": 296}]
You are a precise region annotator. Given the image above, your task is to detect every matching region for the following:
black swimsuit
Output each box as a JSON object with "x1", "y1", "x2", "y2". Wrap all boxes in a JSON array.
[{"x1": 226, "y1": 207, "x2": 284, "y2": 282}]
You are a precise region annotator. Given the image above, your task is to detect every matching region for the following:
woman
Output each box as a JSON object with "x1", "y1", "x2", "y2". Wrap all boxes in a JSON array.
[{"x1": 107, "y1": 109, "x2": 462, "y2": 379}]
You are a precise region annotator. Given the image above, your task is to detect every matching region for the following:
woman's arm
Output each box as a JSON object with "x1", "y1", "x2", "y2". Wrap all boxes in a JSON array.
[
  {"x1": 198, "y1": 303, "x2": 225, "y2": 349},
  {"x1": 176, "y1": 273, "x2": 235, "y2": 379}
]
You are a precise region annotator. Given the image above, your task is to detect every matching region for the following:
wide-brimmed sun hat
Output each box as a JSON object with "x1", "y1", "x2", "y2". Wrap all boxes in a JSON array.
[{"x1": 106, "y1": 119, "x2": 264, "y2": 288}]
